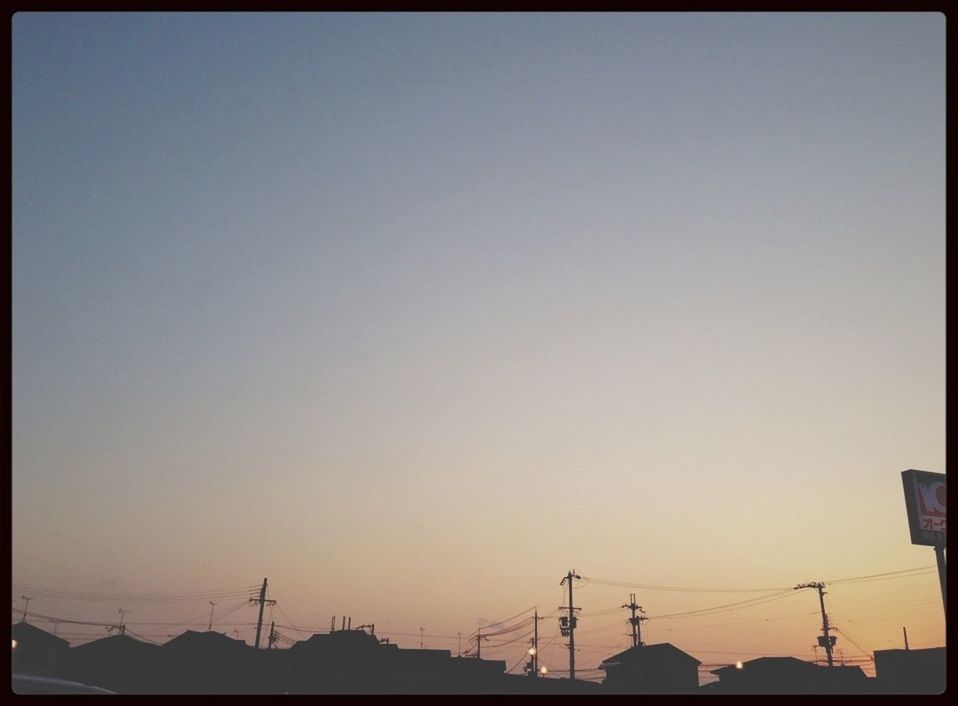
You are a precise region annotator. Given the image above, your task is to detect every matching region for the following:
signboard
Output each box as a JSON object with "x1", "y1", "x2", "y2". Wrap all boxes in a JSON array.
[{"x1": 901, "y1": 469, "x2": 946, "y2": 546}]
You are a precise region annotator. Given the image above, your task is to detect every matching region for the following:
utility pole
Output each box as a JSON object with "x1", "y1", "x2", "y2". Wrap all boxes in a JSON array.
[
  {"x1": 118, "y1": 609, "x2": 128, "y2": 636},
  {"x1": 526, "y1": 609, "x2": 541, "y2": 677},
  {"x1": 420, "y1": 626, "x2": 424, "y2": 649},
  {"x1": 934, "y1": 544, "x2": 946, "y2": 614},
  {"x1": 268, "y1": 622, "x2": 277, "y2": 649},
  {"x1": 795, "y1": 582, "x2": 835, "y2": 667},
  {"x1": 622, "y1": 593, "x2": 648, "y2": 648},
  {"x1": 903, "y1": 626, "x2": 910, "y2": 650},
  {"x1": 457, "y1": 632, "x2": 462, "y2": 656},
  {"x1": 560, "y1": 570, "x2": 581, "y2": 680},
  {"x1": 20, "y1": 596, "x2": 31, "y2": 623},
  {"x1": 533, "y1": 609, "x2": 539, "y2": 675},
  {"x1": 208, "y1": 602, "x2": 216, "y2": 631},
  {"x1": 249, "y1": 578, "x2": 276, "y2": 649},
  {"x1": 476, "y1": 629, "x2": 487, "y2": 659}
]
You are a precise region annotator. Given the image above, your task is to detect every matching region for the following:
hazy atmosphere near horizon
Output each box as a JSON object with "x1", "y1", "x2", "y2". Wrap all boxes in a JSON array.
[{"x1": 13, "y1": 12, "x2": 945, "y2": 681}]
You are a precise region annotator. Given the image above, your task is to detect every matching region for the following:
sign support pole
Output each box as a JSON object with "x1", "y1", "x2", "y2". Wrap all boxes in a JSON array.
[{"x1": 934, "y1": 544, "x2": 946, "y2": 615}]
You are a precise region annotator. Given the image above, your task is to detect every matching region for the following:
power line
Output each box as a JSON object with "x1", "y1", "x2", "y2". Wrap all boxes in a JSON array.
[
  {"x1": 825, "y1": 566, "x2": 936, "y2": 585},
  {"x1": 470, "y1": 606, "x2": 537, "y2": 637},
  {"x1": 648, "y1": 590, "x2": 797, "y2": 620},
  {"x1": 13, "y1": 585, "x2": 260, "y2": 602},
  {"x1": 482, "y1": 628, "x2": 535, "y2": 650},
  {"x1": 573, "y1": 565, "x2": 937, "y2": 595},
  {"x1": 581, "y1": 576, "x2": 791, "y2": 593}
]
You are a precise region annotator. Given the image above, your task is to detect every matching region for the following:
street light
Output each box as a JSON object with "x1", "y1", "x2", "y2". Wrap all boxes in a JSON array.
[
  {"x1": 735, "y1": 661, "x2": 743, "y2": 670},
  {"x1": 528, "y1": 647, "x2": 536, "y2": 656},
  {"x1": 539, "y1": 666, "x2": 548, "y2": 675}
]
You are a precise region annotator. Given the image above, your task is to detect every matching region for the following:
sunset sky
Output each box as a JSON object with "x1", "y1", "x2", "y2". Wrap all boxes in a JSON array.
[{"x1": 12, "y1": 12, "x2": 944, "y2": 681}]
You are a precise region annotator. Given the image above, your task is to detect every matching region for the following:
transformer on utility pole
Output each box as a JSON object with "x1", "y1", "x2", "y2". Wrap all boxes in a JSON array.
[
  {"x1": 622, "y1": 593, "x2": 648, "y2": 648},
  {"x1": 795, "y1": 582, "x2": 836, "y2": 667},
  {"x1": 560, "y1": 570, "x2": 581, "y2": 680}
]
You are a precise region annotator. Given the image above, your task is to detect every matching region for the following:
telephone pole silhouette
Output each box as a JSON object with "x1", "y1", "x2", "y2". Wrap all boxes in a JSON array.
[
  {"x1": 622, "y1": 593, "x2": 648, "y2": 648},
  {"x1": 533, "y1": 609, "x2": 540, "y2": 676},
  {"x1": 208, "y1": 602, "x2": 216, "y2": 631},
  {"x1": 526, "y1": 609, "x2": 542, "y2": 677},
  {"x1": 560, "y1": 570, "x2": 581, "y2": 680},
  {"x1": 476, "y1": 629, "x2": 487, "y2": 659},
  {"x1": 795, "y1": 582, "x2": 835, "y2": 667},
  {"x1": 20, "y1": 596, "x2": 31, "y2": 623},
  {"x1": 249, "y1": 578, "x2": 276, "y2": 649}
]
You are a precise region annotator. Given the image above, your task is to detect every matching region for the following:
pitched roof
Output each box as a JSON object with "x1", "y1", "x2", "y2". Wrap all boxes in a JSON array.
[
  {"x1": 71, "y1": 634, "x2": 158, "y2": 654},
  {"x1": 159, "y1": 630, "x2": 249, "y2": 652},
  {"x1": 711, "y1": 656, "x2": 818, "y2": 676},
  {"x1": 600, "y1": 643, "x2": 701, "y2": 668},
  {"x1": 11, "y1": 621, "x2": 70, "y2": 651}
]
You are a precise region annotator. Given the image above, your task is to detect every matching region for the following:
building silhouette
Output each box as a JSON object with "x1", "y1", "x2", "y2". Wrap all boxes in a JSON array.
[
  {"x1": 16, "y1": 617, "x2": 946, "y2": 695},
  {"x1": 153, "y1": 630, "x2": 260, "y2": 693},
  {"x1": 873, "y1": 647, "x2": 945, "y2": 694},
  {"x1": 709, "y1": 656, "x2": 870, "y2": 693},
  {"x1": 11, "y1": 622, "x2": 70, "y2": 677},
  {"x1": 599, "y1": 642, "x2": 701, "y2": 693},
  {"x1": 61, "y1": 633, "x2": 157, "y2": 694}
]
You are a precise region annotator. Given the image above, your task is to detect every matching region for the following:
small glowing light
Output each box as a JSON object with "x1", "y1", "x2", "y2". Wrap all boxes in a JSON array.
[
  {"x1": 12, "y1": 639, "x2": 18, "y2": 649},
  {"x1": 735, "y1": 661, "x2": 743, "y2": 670},
  {"x1": 528, "y1": 647, "x2": 536, "y2": 656},
  {"x1": 539, "y1": 666, "x2": 548, "y2": 674}
]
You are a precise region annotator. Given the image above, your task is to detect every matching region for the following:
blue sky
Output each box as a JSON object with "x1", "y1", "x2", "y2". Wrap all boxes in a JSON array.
[{"x1": 12, "y1": 12, "x2": 945, "y2": 664}]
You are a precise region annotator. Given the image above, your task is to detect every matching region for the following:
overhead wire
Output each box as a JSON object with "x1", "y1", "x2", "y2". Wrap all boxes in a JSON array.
[
  {"x1": 482, "y1": 628, "x2": 535, "y2": 650},
  {"x1": 13, "y1": 585, "x2": 260, "y2": 605},
  {"x1": 580, "y1": 576, "x2": 792, "y2": 593},
  {"x1": 825, "y1": 566, "x2": 936, "y2": 585},
  {"x1": 648, "y1": 589, "x2": 797, "y2": 620},
  {"x1": 468, "y1": 606, "x2": 537, "y2": 639}
]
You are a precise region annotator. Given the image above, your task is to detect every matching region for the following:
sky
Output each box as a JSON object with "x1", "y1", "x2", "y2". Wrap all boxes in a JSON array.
[{"x1": 12, "y1": 12, "x2": 945, "y2": 681}]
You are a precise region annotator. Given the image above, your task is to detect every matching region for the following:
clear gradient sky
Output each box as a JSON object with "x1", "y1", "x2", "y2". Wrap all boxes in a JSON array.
[{"x1": 12, "y1": 12, "x2": 945, "y2": 680}]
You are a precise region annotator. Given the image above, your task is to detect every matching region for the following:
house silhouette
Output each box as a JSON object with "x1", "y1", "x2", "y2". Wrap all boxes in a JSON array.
[
  {"x1": 710, "y1": 656, "x2": 870, "y2": 693},
  {"x1": 599, "y1": 642, "x2": 701, "y2": 693},
  {"x1": 153, "y1": 630, "x2": 258, "y2": 693},
  {"x1": 61, "y1": 633, "x2": 157, "y2": 694},
  {"x1": 873, "y1": 647, "x2": 945, "y2": 694},
  {"x1": 11, "y1": 621, "x2": 70, "y2": 677}
]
